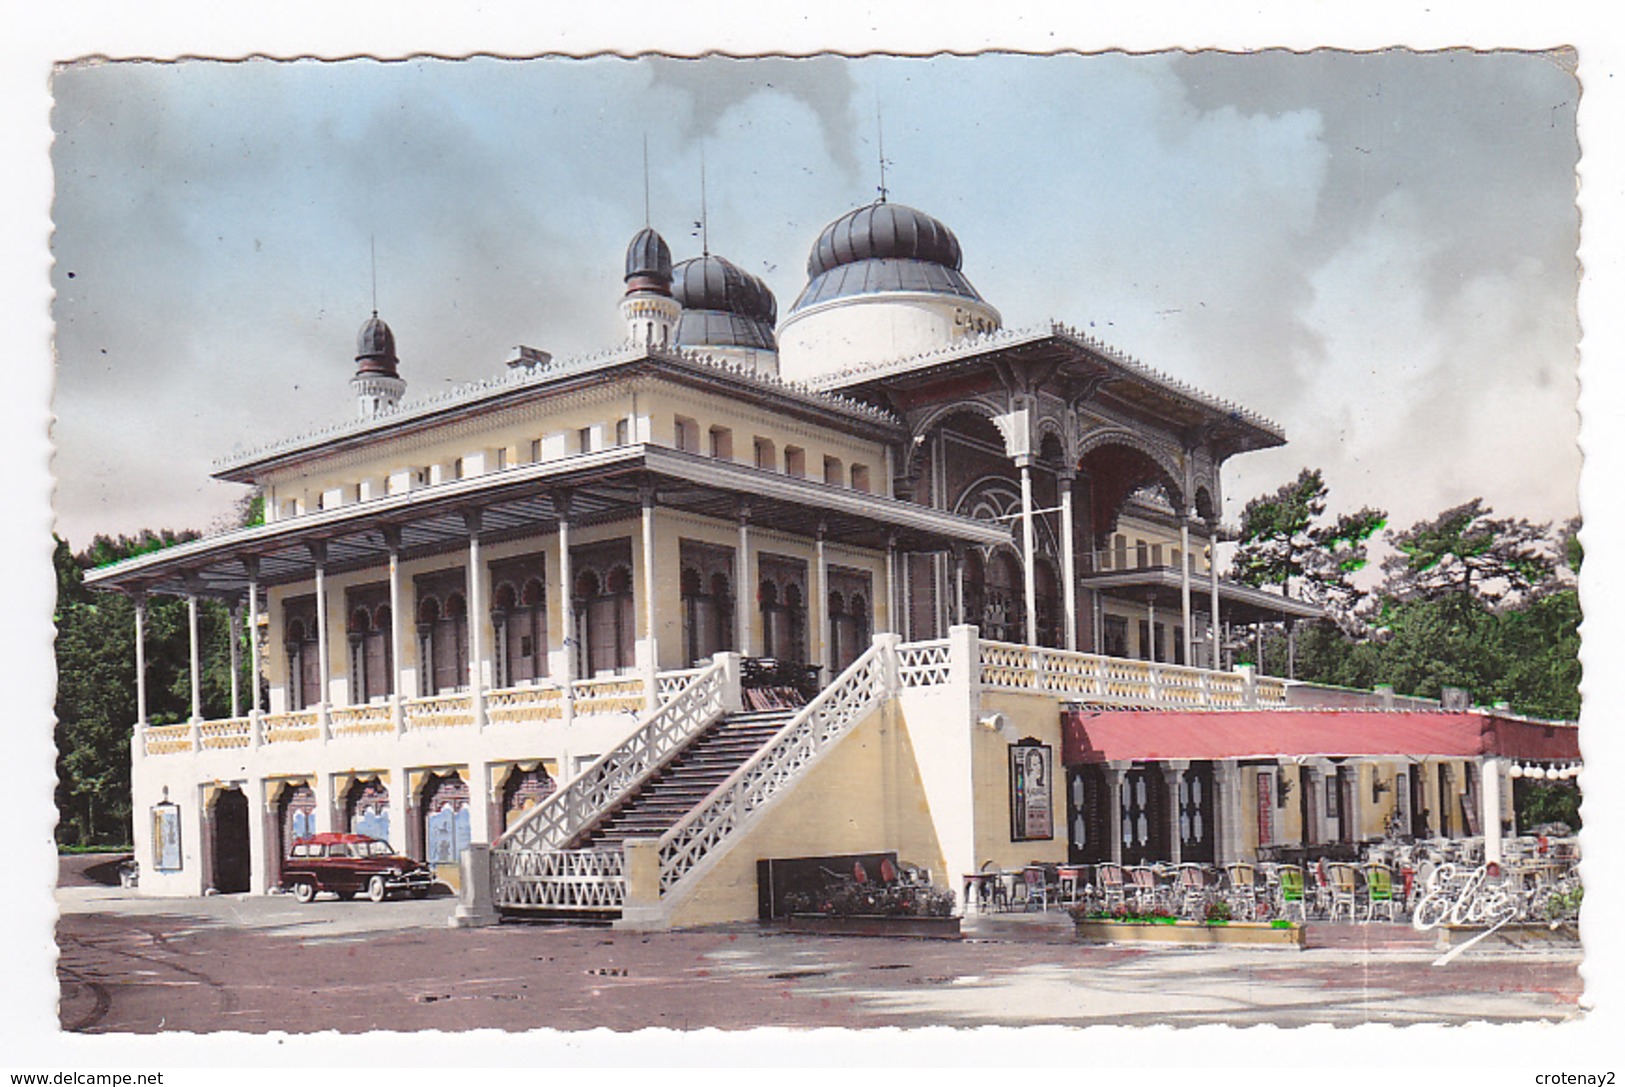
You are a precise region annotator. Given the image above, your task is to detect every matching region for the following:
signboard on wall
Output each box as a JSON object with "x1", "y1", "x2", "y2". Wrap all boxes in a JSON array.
[
  {"x1": 1256, "y1": 771, "x2": 1273, "y2": 846},
  {"x1": 1010, "y1": 743, "x2": 1054, "y2": 842},
  {"x1": 152, "y1": 802, "x2": 182, "y2": 871}
]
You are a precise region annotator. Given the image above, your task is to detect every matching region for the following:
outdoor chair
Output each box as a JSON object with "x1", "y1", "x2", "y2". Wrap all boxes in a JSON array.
[
  {"x1": 1362, "y1": 863, "x2": 1399, "y2": 922},
  {"x1": 1327, "y1": 862, "x2": 1361, "y2": 922},
  {"x1": 1126, "y1": 865, "x2": 1160, "y2": 913},
  {"x1": 1018, "y1": 866, "x2": 1050, "y2": 911},
  {"x1": 1224, "y1": 862, "x2": 1262, "y2": 921},
  {"x1": 1176, "y1": 864, "x2": 1214, "y2": 919},
  {"x1": 978, "y1": 860, "x2": 1010, "y2": 912},
  {"x1": 1276, "y1": 864, "x2": 1308, "y2": 922},
  {"x1": 1311, "y1": 859, "x2": 1335, "y2": 919},
  {"x1": 1095, "y1": 862, "x2": 1127, "y2": 911}
]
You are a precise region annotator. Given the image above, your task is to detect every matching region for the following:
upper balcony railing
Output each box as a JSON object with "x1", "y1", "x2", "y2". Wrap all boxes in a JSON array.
[{"x1": 137, "y1": 670, "x2": 676, "y2": 758}]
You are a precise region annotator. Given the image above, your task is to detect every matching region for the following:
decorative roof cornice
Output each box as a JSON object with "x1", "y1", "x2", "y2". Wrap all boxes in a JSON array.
[
  {"x1": 213, "y1": 342, "x2": 902, "y2": 476},
  {"x1": 807, "y1": 320, "x2": 1285, "y2": 441}
]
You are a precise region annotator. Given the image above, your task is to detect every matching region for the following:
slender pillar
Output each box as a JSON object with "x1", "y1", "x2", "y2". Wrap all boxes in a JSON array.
[
  {"x1": 244, "y1": 558, "x2": 261, "y2": 724},
  {"x1": 641, "y1": 484, "x2": 659, "y2": 710},
  {"x1": 884, "y1": 535, "x2": 898, "y2": 636},
  {"x1": 1179, "y1": 517, "x2": 1193, "y2": 667},
  {"x1": 464, "y1": 509, "x2": 488, "y2": 728},
  {"x1": 187, "y1": 589, "x2": 202, "y2": 722},
  {"x1": 1214, "y1": 761, "x2": 1243, "y2": 864},
  {"x1": 1162, "y1": 760, "x2": 1189, "y2": 865},
  {"x1": 1019, "y1": 460, "x2": 1038, "y2": 646},
  {"x1": 1482, "y1": 757, "x2": 1505, "y2": 865},
  {"x1": 1208, "y1": 520, "x2": 1223, "y2": 669},
  {"x1": 1145, "y1": 593, "x2": 1158, "y2": 663},
  {"x1": 229, "y1": 601, "x2": 242, "y2": 718},
  {"x1": 556, "y1": 491, "x2": 574, "y2": 686},
  {"x1": 132, "y1": 591, "x2": 149, "y2": 727},
  {"x1": 1287, "y1": 619, "x2": 1297, "y2": 681},
  {"x1": 736, "y1": 504, "x2": 752, "y2": 655},
  {"x1": 951, "y1": 545, "x2": 966, "y2": 626},
  {"x1": 1059, "y1": 470, "x2": 1077, "y2": 651},
  {"x1": 900, "y1": 553, "x2": 913, "y2": 642},
  {"x1": 311, "y1": 542, "x2": 331, "y2": 732},
  {"x1": 815, "y1": 523, "x2": 830, "y2": 680},
  {"x1": 383, "y1": 527, "x2": 405, "y2": 728},
  {"x1": 1105, "y1": 762, "x2": 1130, "y2": 865}
]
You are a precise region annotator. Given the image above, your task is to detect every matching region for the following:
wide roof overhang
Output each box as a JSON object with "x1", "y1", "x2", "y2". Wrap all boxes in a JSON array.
[
  {"x1": 1079, "y1": 567, "x2": 1325, "y2": 625},
  {"x1": 1062, "y1": 710, "x2": 1581, "y2": 765},
  {"x1": 84, "y1": 444, "x2": 1011, "y2": 599}
]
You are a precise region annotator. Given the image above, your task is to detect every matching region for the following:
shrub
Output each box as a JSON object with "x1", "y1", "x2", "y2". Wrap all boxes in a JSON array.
[{"x1": 786, "y1": 880, "x2": 957, "y2": 918}]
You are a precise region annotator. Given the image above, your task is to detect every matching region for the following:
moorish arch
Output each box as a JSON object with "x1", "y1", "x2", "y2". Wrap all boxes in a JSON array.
[
  {"x1": 903, "y1": 400, "x2": 1015, "y2": 486},
  {"x1": 1075, "y1": 433, "x2": 1187, "y2": 545}
]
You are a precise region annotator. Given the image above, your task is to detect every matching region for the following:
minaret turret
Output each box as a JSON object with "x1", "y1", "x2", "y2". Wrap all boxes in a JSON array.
[
  {"x1": 621, "y1": 227, "x2": 679, "y2": 349},
  {"x1": 352, "y1": 312, "x2": 405, "y2": 419}
]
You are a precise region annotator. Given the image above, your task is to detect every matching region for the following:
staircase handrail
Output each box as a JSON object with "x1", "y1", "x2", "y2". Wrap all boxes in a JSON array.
[
  {"x1": 494, "y1": 657, "x2": 731, "y2": 854},
  {"x1": 656, "y1": 640, "x2": 892, "y2": 893}
]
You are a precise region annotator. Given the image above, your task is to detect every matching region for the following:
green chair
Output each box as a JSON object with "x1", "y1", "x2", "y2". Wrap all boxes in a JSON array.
[
  {"x1": 1364, "y1": 863, "x2": 1398, "y2": 922},
  {"x1": 1277, "y1": 864, "x2": 1307, "y2": 922}
]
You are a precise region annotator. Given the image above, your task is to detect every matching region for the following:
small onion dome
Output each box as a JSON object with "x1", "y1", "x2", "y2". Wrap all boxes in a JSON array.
[
  {"x1": 672, "y1": 254, "x2": 778, "y2": 351},
  {"x1": 354, "y1": 312, "x2": 399, "y2": 377},
  {"x1": 624, "y1": 227, "x2": 673, "y2": 295},
  {"x1": 791, "y1": 201, "x2": 986, "y2": 314}
]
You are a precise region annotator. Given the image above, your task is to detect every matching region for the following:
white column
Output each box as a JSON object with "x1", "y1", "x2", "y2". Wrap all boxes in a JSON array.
[
  {"x1": 387, "y1": 767, "x2": 410, "y2": 860},
  {"x1": 641, "y1": 486, "x2": 659, "y2": 710},
  {"x1": 229, "y1": 601, "x2": 242, "y2": 718},
  {"x1": 1060, "y1": 470, "x2": 1077, "y2": 652},
  {"x1": 464, "y1": 509, "x2": 488, "y2": 728},
  {"x1": 1179, "y1": 517, "x2": 1193, "y2": 667},
  {"x1": 1208, "y1": 520, "x2": 1223, "y2": 669},
  {"x1": 1105, "y1": 762, "x2": 1130, "y2": 865},
  {"x1": 468, "y1": 761, "x2": 493, "y2": 846},
  {"x1": 1214, "y1": 762, "x2": 1243, "y2": 864},
  {"x1": 133, "y1": 591, "x2": 149, "y2": 727},
  {"x1": 1482, "y1": 757, "x2": 1505, "y2": 865},
  {"x1": 884, "y1": 535, "x2": 898, "y2": 635},
  {"x1": 1162, "y1": 760, "x2": 1189, "y2": 865},
  {"x1": 1145, "y1": 594, "x2": 1158, "y2": 662},
  {"x1": 557, "y1": 494, "x2": 574, "y2": 685},
  {"x1": 187, "y1": 590, "x2": 202, "y2": 722},
  {"x1": 736, "y1": 506, "x2": 752, "y2": 655},
  {"x1": 952, "y1": 546, "x2": 966, "y2": 625},
  {"x1": 815, "y1": 524, "x2": 830, "y2": 680},
  {"x1": 310, "y1": 542, "x2": 331, "y2": 735},
  {"x1": 247, "y1": 778, "x2": 269, "y2": 895},
  {"x1": 244, "y1": 559, "x2": 261, "y2": 731},
  {"x1": 1019, "y1": 460, "x2": 1037, "y2": 646},
  {"x1": 384, "y1": 527, "x2": 405, "y2": 729}
]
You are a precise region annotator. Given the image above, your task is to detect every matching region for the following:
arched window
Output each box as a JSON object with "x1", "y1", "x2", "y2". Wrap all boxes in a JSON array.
[
  {"x1": 500, "y1": 766, "x2": 557, "y2": 829},
  {"x1": 345, "y1": 778, "x2": 390, "y2": 842},
  {"x1": 420, "y1": 772, "x2": 470, "y2": 868},
  {"x1": 680, "y1": 548, "x2": 735, "y2": 665},
  {"x1": 827, "y1": 566, "x2": 872, "y2": 672},
  {"x1": 1034, "y1": 559, "x2": 1060, "y2": 648},
  {"x1": 981, "y1": 549, "x2": 1023, "y2": 643}
]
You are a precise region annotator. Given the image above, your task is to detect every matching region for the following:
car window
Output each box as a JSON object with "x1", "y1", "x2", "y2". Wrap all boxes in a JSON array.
[
  {"x1": 291, "y1": 843, "x2": 310, "y2": 858},
  {"x1": 328, "y1": 843, "x2": 350, "y2": 857},
  {"x1": 367, "y1": 841, "x2": 395, "y2": 857}
]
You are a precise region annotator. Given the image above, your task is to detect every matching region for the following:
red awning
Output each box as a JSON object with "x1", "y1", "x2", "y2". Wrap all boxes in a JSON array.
[{"x1": 1062, "y1": 710, "x2": 1580, "y2": 765}]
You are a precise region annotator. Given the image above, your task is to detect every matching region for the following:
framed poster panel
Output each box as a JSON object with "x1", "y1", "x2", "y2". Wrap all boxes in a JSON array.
[
  {"x1": 1009, "y1": 743, "x2": 1054, "y2": 842},
  {"x1": 151, "y1": 802, "x2": 182, "y2": 871}
]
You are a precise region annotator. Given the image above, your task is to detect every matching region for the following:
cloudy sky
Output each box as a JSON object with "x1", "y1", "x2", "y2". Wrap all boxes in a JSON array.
[{"x1": 50, "y1": 51, "x2": 1581, "y2": 547}]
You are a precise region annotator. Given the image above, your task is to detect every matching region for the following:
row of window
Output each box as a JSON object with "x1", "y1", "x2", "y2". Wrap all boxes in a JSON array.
[
  {"x1": 671, "y1": 416, "x2": 871, "y2": 490},
  {"x1": 274, "y1": 414, "x2": 877, "y2": 521}
]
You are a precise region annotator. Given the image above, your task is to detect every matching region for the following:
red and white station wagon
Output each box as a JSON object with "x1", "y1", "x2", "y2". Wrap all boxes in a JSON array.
[{"x1": 280, "y1": 832, "x2": 434, "y2": 903}]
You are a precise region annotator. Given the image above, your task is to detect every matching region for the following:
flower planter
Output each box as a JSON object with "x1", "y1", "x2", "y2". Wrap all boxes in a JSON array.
[
  {"x1": 1073, "y1": 918, "x2": 1304, "y2": 949},
  {"x1": 785, "y1": 913, "x2": 962, "y2": 939},
  {"x1": 1433, "y1": 921, "x2": 1579, "y2": 951}
]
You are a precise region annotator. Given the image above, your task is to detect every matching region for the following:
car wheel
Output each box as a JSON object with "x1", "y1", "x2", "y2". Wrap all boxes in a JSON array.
[
  {"x1": 410, "y1": 887, "x2": 429, "y2": 900},
  {"x1": 292, "y1": 880, "x2": 317, "y2": 904},
  {"x1": 366, "y1": 875, "x2": 388, "y2": 903}
]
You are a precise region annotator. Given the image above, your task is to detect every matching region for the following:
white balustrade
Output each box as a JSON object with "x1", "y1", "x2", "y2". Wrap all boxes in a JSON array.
[
  {"x1": 572, "y1": 675, "x2": 647, "y2": 717},
  {"x1": 491, "y1": 847, "x2": 626, "y2": 911},
  {"x1": 656, "y1": 668, "x2": 706, "y2": 704},
  {"x1": 260, "y1": 710, "x2": 321, "y2": 745},
  {"x1": 896, "y1": 639, "x2": 951, "y2": 688},
  {"x1": 485, "y1": 683, "x2": 565, "y2": 726},
  {"x1": 403, "y1": 692, "x2": 475, "y2": 730},
  {"x1": 657, "y1": 642, "x2": 891, "y2": 894},
  {"x1": 328, "y1": 703, "x2": 395, "y2": 737},
  {"x1": 197, "y1": 717, "x2": 252, "y2": 750},
  {"x1": 142, "y1": 723, "x2": 194, "y2": 756},
  {"x1": 494, "y1": 659, "x2": 731, "y2": 857}
]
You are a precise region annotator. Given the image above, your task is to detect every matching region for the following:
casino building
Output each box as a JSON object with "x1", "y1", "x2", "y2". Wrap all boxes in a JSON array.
[{"x1": 84, "y1": 198, "x2": 1578, "y2": 927}]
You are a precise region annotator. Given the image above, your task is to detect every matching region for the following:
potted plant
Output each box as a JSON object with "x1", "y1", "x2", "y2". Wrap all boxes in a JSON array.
[
  {"x1": 784, "y1": 877, "x2": 961, "y2": 938},
  {"x1": 1069, "y1": 900, "x2": 1304, "y2": 948}
]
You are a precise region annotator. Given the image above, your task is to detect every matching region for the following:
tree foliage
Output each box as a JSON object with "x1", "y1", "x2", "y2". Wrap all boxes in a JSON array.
[
  {"x1": 1231, "y1": 468, "x2": 1386, "y2": 626},
  {"x1": 54, "y1": 527, "x2": 252, "y2": 848}
]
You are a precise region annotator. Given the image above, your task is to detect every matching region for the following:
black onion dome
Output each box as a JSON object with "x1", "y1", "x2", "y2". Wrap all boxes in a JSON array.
[
  {"x1": 355, "y1": 313, "x2": 399, "y2": 376},
  {"x1": 624, "y1": 227, "x2": 673, "y2": 291},
  {"x1": 672, "y1": 255, "x2": 778, "y2": 352},
  {"x1": 791, "y1": 201, "x2": 986, "y2": 314},
  {"x1": 807, "y1": 202, "x2": 963, "y2": 277}
]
